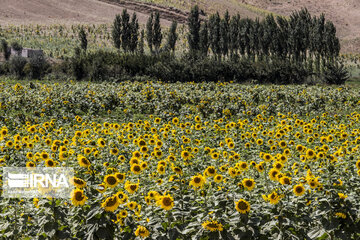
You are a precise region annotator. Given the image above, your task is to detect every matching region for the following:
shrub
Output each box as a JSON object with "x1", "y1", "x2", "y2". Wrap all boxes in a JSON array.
[
  {"x1": 25, "y1": 55, "x2": 50, "y2": 79},
  {"x1": 10, "y1": 55, "x2": 27, "y2": 78},
  {"x1": 323, "y1": 62, "x2": 350, "y2": 85}
]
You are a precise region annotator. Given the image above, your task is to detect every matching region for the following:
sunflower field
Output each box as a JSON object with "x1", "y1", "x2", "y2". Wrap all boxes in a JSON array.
[{"x1": 0, "y1": 79, "x2": 360, "y2": 239}]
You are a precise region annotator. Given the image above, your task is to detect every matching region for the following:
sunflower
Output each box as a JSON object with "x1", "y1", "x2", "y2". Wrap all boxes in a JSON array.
[
  {"x1": 125, "y1": 181, "x2": 139, "y2": 194},
  {"x1": 172, "y1": 166, "x2": 183, "y2": 175},
  {"x1": 256, "y1": 163, "x2": 264, "y2": 172},
  {"x1": 45, "y1": 159, "x2": 56, "y2": 167},
  {"x1": 71, "y1": 177, "x2": 87, "y2": 189},
  {"x1": 189, "y1": 174, "x2": 206, "y2": 189},
  {"x1": 110, "y1": 148, "x2": 119, "y2": 156},
  {"x1": 279, "y1": 176, "x2": 291, "y2": 185},
  {"x1": 293, "y1": 184, "x2": 305, "y2": 196},
  {"x1": 157, "y1": 194, "x2": 174, "y2": 211},
  {"x1": 273, "y1": 161, "x2": 283, "y2": 170},
  {"x1": 263, "y1": 153, "x2": 272, "y2": 162},
  {"x1": 147, "y1": 190, "x2": 160, "y2": 200},
  {"x1": 268, "y1": 191, "x2": 282, "y2": 204},
  {"x1": 26, "y1": 161, "x2": 36, "y2": 168},
  {"x1": 306, "y1": 149, "x2": 316, "y2": 159},
  {"x1": 202, "y1": 220, "x2": 224, "y2": 232},
  {"x1": 356, "y1": 159, "x2": 360, "y2": 169},
  {"x1": 228, "y1": 167, "x2": 237, "y2": 178},
  {"x1": 242, "y1": 178, "x2": 255, "y2": 191},
  {"x1": 115, "y1": 172, "x2": 126, "y2": 182},
  {"x1": 97, "y1": 183, "x2": 107, "y2": 193},
  {"x1": 269, "y1": 168, "x2": 280, "y2": 181},
  {"x1": 40, "y1": 151, "x2": 49, "y2": 160},
  {"x1": 70, "y1": 189, "x2": 87, "y2": 206},
  {"x1": 214, "y1": 174, "x2": 223, "y2": 183},
  {"x1": 134, "y1": 225, "x2": 150, "y2": 238},
  {"x1": 104, "y1": 174, "x2": 119, "y2": 188},
  {"x1": 238, "y1": 161, "x2": 248, "y2": 171},
  {"x1": 211, "y1": 152, "x2": 219, "y2": 159},
  {"x1": 97, "y1": 138, "x2": 106, "y2": 148},
  {"x1": 101, "y1": 195, "x2": 120, "y2": 212},
  {"x1": 181, "y1": 150, "x2": 191, "y2": 160},
  {"x1": 127, "y1": 201, "x2": 137, "y2": 210},
  {"x1": 235, "y1": 199, "x2": 250, "y2": 214},
  {"x1": 77, "y1": 155, "x2": 90, "y2": 168},
  {"x1": 205, "y1": 166, "x2": 216, "y2": 177},
  {"x1": 157, "y1": 164, "x2": 166, "y2": 175},
  {"x1": 131, "y1": 164, "x2": 142, "y2": 174},
  {"x1": 119, "y1": 210, "x2": 128, "y2": 218},
  {"x1": 338, "y1": 193, "x2": 348, "y2": 200}
]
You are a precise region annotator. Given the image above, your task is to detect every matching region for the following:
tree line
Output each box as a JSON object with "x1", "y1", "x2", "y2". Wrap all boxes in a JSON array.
[{"x1": 106, "y1": 6, "x2": 340, "y2": 74}]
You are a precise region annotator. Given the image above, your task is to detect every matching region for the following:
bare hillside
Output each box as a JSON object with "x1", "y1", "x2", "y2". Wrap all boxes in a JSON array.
[{"x1": 0, "y1": 0, "x2": 171, "y2": 25}]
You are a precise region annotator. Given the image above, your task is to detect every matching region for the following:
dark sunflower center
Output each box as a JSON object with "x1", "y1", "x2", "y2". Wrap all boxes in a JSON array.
[
  {"x1": 245, "y1": 180, "x2": 253, "y2": 187},
  {"x1": 162, "y1": 197, "x2": 172, "y2": 206},
  {"x1": 106, "y1": 197, "x2": 117, "y2": 207},
  {"x1": 107, "y1": 176, "x2": 117, "y2": 185},
  {"x1": 194, "y1": 177, "x2": 201, "y2": 183},
  {"x1": 130, "y1": 185, "x2": 137, "y2": 191},
  {"x1": 296, "y1": 186, "x2": 303, "y2": 193},
  {"x1": 75, "y1": 192, "x2": 84, "y2": 201},
  {"x1": 237, "y1": 201, "x2": 248, "y2": 210},
  {"x1": 206, "y1": 223, "x2": 218, "y2": 228}
]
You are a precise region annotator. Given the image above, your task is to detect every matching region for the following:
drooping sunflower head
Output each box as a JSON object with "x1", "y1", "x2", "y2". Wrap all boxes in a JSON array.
[
  {"x1": 71, "y1": 189, "x2": 87, "y2": 206},
  {"x1": 202, "y1": 220, "x2": 224, "y2": 232},
  {"x1": 102, "y1": 195, "x2": 120, "y2": 212},
  {"x1": 135, "y1": 225, "x2": 150, "y2": 238}
]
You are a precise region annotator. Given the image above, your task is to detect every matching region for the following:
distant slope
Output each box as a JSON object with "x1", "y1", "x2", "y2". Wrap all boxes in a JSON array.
[
  {"x1": 0, "y1": 0, "x2": 358, "y2": 53},
  {"x1": 0, "y1": 0, "x2": 171, "y2": 25},
  {"x1": 245, "y1": 0, "x2": 360, "y2": 53}
]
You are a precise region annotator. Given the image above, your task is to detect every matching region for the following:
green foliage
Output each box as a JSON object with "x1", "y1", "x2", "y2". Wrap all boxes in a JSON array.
[
  {"x1": 112, "y1": 14, "x2": 122, "y2": 50},
  {"x1": 25, "y1": 55, "x2": 50, "y2": 79},
  {"x1": 129, "y1": 12, "x2": 139, "y2": 53},
  {"x1": 323, "y1": 62, "x2": 350, "y2": 85},
  {"x1": 153, "y1": 12, "x2": 163, "y2": 54},
  {"x1": 146, "y1": 13, "x2": 154, "y2": 53},
  {"x1": 187, "y1": 5, "x2": 201, "y2": 52},
  {"x1": 10, "y1": 55, "x2": 27, "y2": 78},
  {"x1": 166, "y1": 21, "x2": 178, "y2": 53},
  {"x1": 11, "y1": 41, "x2": 23, "y2": 55},
  {"x1": 78, "y1": 26, "x2": 88, "y2": 52},
  {"x1": 121, "y1": 9, "x2": 131, "y2": 53},
  {"x1": 1, "y1": 39, "x2": 11, "y2": 60}
]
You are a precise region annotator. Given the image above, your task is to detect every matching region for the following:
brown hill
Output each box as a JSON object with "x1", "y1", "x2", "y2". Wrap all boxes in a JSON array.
[{"x1": 0, "y1": 0, "x2": 359, "y2": 53}]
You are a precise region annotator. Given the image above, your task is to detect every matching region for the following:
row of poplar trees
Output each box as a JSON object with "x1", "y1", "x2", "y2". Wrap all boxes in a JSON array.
[
  {"x1": 111, "y1": 9, "x2": 178, "y2": 54},
  {"x1": 188, "y1": 6, "x2": 340, "y2": 72},
  {"x1": 110, "y1": 6, "x2": 340, "y2": 72}
]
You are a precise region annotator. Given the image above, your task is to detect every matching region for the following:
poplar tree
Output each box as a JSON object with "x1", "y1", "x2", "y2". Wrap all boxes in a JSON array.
[
  {"x1": 153, "y1": 11, "x2": 162, "y2": 54},
  {"x1": 79, "y1": 26, "x2": 88, "y2": 52},
  {"x1": 146, "y1": 13, "x2": 154, "y2": 53},
  {"x1": 167, "y1": 21, "x2": 178, "y2": 53},
  {"x1": 129, "y1": 12, "x2": 139, "y2": 53},
  {"x1": 188, "y1": 5, "x2": 201, "y2": 52},
  {"x1": 112, "y1": 14, "x2": 121, "y2": 50},
  {"x1": 199, "y1": 21, "x2": 209, "y2": 56},
  {"x1": 121, "y1": 9, "x2": 131, "y2": 52}
]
